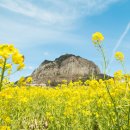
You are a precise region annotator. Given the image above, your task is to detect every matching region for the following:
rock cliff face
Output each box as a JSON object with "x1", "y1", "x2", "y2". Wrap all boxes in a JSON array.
[{"x1": 31, "y1": 54, "x2": 100, "y2": 85}]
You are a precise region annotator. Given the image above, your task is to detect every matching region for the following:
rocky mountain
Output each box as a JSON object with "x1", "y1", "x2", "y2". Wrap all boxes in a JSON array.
[{"x1": 31, "y1": 54, "x2": 101, "y2": 85}]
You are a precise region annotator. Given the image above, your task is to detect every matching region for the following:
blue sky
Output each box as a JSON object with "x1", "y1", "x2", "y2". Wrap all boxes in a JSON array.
[{"x1": 0, "y1": 0, "x2": 130, "y2": 81}]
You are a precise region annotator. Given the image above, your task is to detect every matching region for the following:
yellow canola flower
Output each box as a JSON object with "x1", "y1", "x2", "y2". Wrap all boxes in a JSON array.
[
  {"x1": 26, "y1": 77, "x2": 32, "y2": 83},
  {"x1": 115, "y1": 51, "x2": 124, "y2": 61},
  {"x1": 12, "y1": 52, "x2": 24, "y2": 64},
  {"x1": 5, "y1": 64, "x2": 12, "y2": 69},
  {"x1": 0, "y1": 126, "x2": 10, "y2": 130},
  {"x1": 45, "y1": 112, "x2": 54, "y2": 121},
  {"x1": 114, "y1": 70, "x2": 123, "y2": 80},
  {"x1": 92, "y1": 32, "x2": 104, "y2": 44},
  {"x1": 4, "y1": 116, "x2": 11, "y2": 124},
  {"x1": 46, "y1": 112, "x2": 52, "y2": 117},
  {"x1": 18, "y1": 77, "x2": 25, "y2": 83},
  {"x1": 7, "y1": 44, "x2": 15, "y2": 54},
  {"x1": 20, "y1": 97, "x2": 28, "y2": 103},
  {"x1": 0, "y1": 50, "x2": 9, "y2": 59},
  {"x1": 17, "y1": 77, "x2": 26, "y2": 86},
  {"x1": 0, "y1": 44, "x2": 15, "y2": 59},
  {"x1": 17, "y1": 63, "x2": 25, "y2": 70}
]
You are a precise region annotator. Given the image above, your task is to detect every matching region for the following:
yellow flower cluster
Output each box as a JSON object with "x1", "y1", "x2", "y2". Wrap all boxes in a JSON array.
[
  {"x1": 92, "y1": 32, "x2": 104, "y2": 44},
  {"x1": 0, "y1": 76, "x2": 130, "y2": 129},
  {"x1": 17, "y1": 76, "x2": 32, "y2": 86},
  {"x1": 0, "y1": 126, "x2": 10, "y2": 130},
  {"x1": 114, "y1": 70, "x2": 123, "y2": 80},
  {"x1": 0, "y1": 44, "x2": 25, "y2": 90},
  {"x1": 115, "y1": 51, "x2": 124, "y2": 61},
  {"x1": 0, "y1": 44, "x2": 25, "y2": 71}
]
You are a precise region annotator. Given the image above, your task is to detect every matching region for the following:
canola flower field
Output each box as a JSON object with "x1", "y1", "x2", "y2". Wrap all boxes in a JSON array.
[
  {"x1": 0, "y1": 33, "x2": 130, "y2": 130},
  {"x1": 1, "y1": 77, "x2": 130, "y2": 130}
]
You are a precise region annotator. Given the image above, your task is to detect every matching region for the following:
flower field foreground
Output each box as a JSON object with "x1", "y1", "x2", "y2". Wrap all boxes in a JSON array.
[{"x1": 0, "y1": 76, "x2": 130, "y2": 130}]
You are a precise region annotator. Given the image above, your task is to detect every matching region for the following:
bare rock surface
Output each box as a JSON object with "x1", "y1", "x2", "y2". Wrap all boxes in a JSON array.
[{"x1": 31, "y1": 54, "x2": 100, "y2": 85}]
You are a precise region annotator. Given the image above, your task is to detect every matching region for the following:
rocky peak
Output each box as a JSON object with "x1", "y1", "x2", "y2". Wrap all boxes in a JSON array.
[
  {"x1": 31, "y1": 54, "x2": 100, "y2": 85},
  {"x1": 55, "y1": 54, "x2": 80, "y2": 68}
]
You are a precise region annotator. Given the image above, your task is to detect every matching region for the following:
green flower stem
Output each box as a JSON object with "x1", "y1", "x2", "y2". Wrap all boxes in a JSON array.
[
  {"x1": 98, "y1": 44, "x2": 107, "y2": 79},
  {"x1": 0, "y1": 58, "x2": 7, "y2": 91},
  {"x1": 120, "y1": 61, "x2": 126, "y2": 74}
]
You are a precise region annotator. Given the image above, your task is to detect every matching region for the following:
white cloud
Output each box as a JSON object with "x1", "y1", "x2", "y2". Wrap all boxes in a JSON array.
[
  {"x1": 0, "y1": 0, "x2": 121, "y2": 26},
  {"x1": 0, "y1": 15, "x2": 85, "y2": 48},
  {"x1": 0, "y1": 0, "x2": 123, "y2": 49}
]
